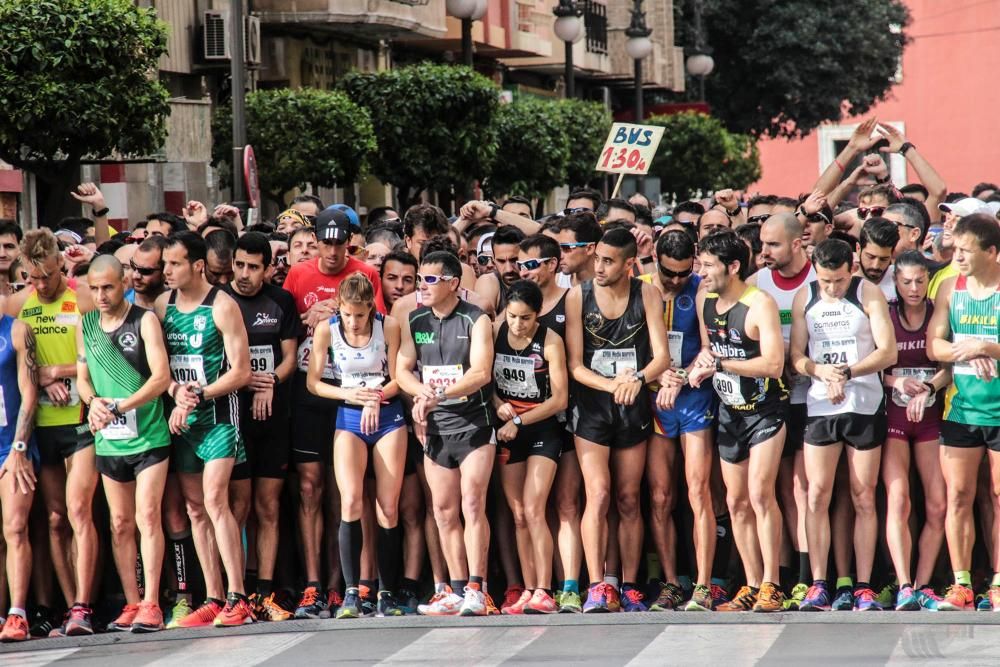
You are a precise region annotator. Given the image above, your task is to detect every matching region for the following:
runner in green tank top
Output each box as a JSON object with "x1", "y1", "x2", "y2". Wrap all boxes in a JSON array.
[
  {"x1": 927, "y1": 214, "x2": 1000, "y2": 611},
  {"x1": 153, "y1": 232, "x2": 254, "y2": 626},
  {"x1": 77, "y1": 256, "x2": 173, "y2": 631}
]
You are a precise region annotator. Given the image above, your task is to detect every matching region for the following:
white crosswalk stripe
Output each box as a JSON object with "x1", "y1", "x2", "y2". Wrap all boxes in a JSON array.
[
  {"x1": 626, "y1": 625, "x2": 784, "y2": 666},
  {"x1": 888, "y1": 625, "x2": 1000, "y2": 664},
  {"x1": 142, "y1": 632, "x2": 312, "y2": 667},
  {"x1": 376, "y1": 626, "x2": 548, "y2": 666},
  {"x1": 0, "y1": 647, "x2": 81, "y2": 666}
]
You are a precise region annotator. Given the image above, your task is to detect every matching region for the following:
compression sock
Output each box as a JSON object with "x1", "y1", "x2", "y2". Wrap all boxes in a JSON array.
[
  {"x1": 798, "y1": 552, "x2": 812, "y2": 585},
  {"x1": 377, "y1": 526, "x2": 403, "y2": 594},
  {"x1": 256, "y1": 579, "x2": 273, "y2": 597},
  {"x1": 338, "y1": 519, "x2": 363, "y2": 589},
  {"x1": 713, "y1": 513, "x2": 734, "y2": 582}
]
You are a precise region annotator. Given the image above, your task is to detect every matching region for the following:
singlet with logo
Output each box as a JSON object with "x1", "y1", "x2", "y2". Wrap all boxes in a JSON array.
[
  {"x1": 494, "y1": 322, "x2": 551, "y2": 415},
  {"x1": 537, "y1": 291, "x2": 568, "y2": 340},
  {"x1": 329, "y1": 312, "x2": 389, "y2": 397},
  {"x1": 0, "y1": 316, "x2": 26, "y2": 446},
  {"x1": 755, "y1": 262, "x2": 816, "y2": 404},
  {"x1": 409, "y1": 300, "x2": 493, "y2": 434},
  {"x1": 163, "y1": 288, "x2": 238, "y2": 429},
  {"x1": 944, "y1": 274, "x2": 1000, "y2": 425},
  {"x1": 886, "y1": 299, "x2": 939, "y2": 408},
  {"x1": 704, "y1": 286, "x2": 787, "y2": 413},
  {"x1": 639, "y1": 273, "x2": 702, "y2": 370},
  {"x1": 804, "y1": 276, "x2": 882, "y2": 416},
  {"x1": 580, "y1": 278, "x2": 652, "y2": 384},
  {"x1": 83, "y1": 305, "x2": 169, "y2": 456},
  {"x1": 19, "y1": 285, "x2": 83, "y2": 426}
]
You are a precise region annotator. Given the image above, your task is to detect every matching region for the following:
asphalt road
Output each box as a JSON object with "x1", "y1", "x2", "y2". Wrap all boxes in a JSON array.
[{"x1": 4, "y1": 613, "x2": 1000, "y2": 666}]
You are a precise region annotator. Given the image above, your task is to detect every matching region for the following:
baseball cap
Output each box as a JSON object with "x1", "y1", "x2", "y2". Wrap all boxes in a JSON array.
[
  {"x1": 986, "y1": 201, "x2": 1000, "y2": 218},
  {"x1": 314, "y1": 207, "x2": 351, "y2": 243},
  {"x1": 939, "y1": 197, "x2": 991, "y2": 218},
  {"x1": 476, "y1": 232, "x2": 495, "y2": 256},
  {"x1": 329, "y1": 204, "x2": 362, "y2": 232}
]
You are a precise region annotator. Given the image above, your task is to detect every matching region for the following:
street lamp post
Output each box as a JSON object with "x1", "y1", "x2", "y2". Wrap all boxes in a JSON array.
[
  {"x1": 685, "y1": 0, "x2": 714, "y2": 101},
  {"x1": 553, "y1": 0, "x2": 584, "y2": 99},
  {"x1": 447, "y1": 0, "x2": 487, "y2": 67},
  {"x1": 626, "y1": 0, "x2": 653, "y2": 192}
]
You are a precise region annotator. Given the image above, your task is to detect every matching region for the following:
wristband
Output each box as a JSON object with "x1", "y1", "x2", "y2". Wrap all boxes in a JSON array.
[
  {"x1": 898, "y1": 142, "x2": 915, "y2": 156},
  {"x1": 714, "y1": 357, "x2": 724, "y2": 373},
  {"x1": 640, "y1": 255, "x2": 655, "y2": 264},
  {"x1": 376, "y1": 388, "x2": 385, "y2": 404},
  {"x1": 843, "y1": 366, "x2": 853, "y2": 381},
  {"x1": 834, "y1": 158, "x2": 846, "y2": 173},
  {"x1": 923, "y1": 381, "x2": 936, "y2": 394},
  {"x1": 488, "y1": 203, "x2": 499, "y2": 220},
  {"x1": 92, "y1": 207, "x2": 110, "y2": 218}
]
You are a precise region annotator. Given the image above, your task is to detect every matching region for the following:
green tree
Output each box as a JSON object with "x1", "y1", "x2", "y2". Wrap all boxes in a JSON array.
[
  {"x1": 213, "y1": 88, "x2": 376, "y2": 208},
  {"x1": 555, "y1": 99, "x2": 613, "y2": 189},
  {"x1": 645, "y1": 111, "x2": 760, "y2": 201},
  {"x1": 678, "y1": 0, "x2": 910, "y2": 138},
  {"x1": 485, "y1": 97, "x2": 570, "y2": 202},
  {"x1": 339, "y1": 63, "x2": 499, "y2": 207},
  {"x1": 0, "y1": 0, "x2": 170, "y2": 222}
]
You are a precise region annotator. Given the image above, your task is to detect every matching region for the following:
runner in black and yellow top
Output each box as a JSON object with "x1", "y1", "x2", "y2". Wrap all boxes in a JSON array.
[
  {"x1": 689, "y1": 230, "x2": 788, "y2": 613},
  {"x1": 154, "y1": 232, "x2": 253, "y2": 628},
  {"x1": 927, "y1": 214, "x2": 1000, "y2": 611},
  {"x1": 77, "y1": 255, "x2": 172, "y2": 633},
  {"x1": 6, "y1": 228, "x2": 97, "y2": 636}
]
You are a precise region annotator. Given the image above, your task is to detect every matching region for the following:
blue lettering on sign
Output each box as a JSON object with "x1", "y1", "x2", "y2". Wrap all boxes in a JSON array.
[{"x1": 613, "y1": 127, "x2": 654, "y2": 146}]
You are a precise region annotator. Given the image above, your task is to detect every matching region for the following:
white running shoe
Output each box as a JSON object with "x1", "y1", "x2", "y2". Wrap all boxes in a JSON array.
[
  {"x1": 459, "y1": 587, "x2": 487, "y2": 617},
  {"x1": 417, "y1": 591, "x2": 463, "y2": 616}
]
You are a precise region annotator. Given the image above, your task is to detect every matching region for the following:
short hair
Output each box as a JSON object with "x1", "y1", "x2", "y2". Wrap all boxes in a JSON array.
[
  {"x1": 403, "y1": 203, "x2": 449, "y2": 239},
  {"x1": 502, "y1": 195, "x2": 532, "y2": 211},
  {"x1": 136, "y1": 235, "x2": 168, "y2": 264},
  {"x1": 812, "y1": 238, "x2": 854, "y2": 271},
  {"x1": 197, "y1": 217, "x2": 239, "y2": 238},
  {"x1": 859, "y1": 183, "x2": 900, "y2": 205},
  {"x1": 633, "y1": 204, "x2": 653, "y2": 228},
  {"x1": 773, "y1": 196, "x2": 799, "y2": 210},
  {"x1": 289, "y1": 227, "x2": 316, "y2": 244},
  {"x1": 672, "y1": 201, "x2": 706, "y2": 218},
  {"x1": 132, "y1": 221, "x2": 148, "y2": 231},
  {"x1": 899, "y1": 183, "x2": 929, "y2": 199},
  {"x1": 492, "y1": 225, "x2": 525, "y2": 249},
  {"x1": 146, "y1": 212, "x2": 186, "y2": 233},
  {"x1": 830, "y1": 229, "x2": 859, "y2": 247},
  {"x1": 550, "y1": 210, "x2": 602, "y2": 243},
  {"x1": 292, "y1": 193, "x2": 324, "y2": 210},
  {"x1": 380, "y1": 248, "x2": 418, "y2": 278},
  {"x1": 96, "y1": 239, "x2": 125, "y2": 256},
  {"x1": 894, "y1": 249, "x2": 930, "y2": 273},
  {"x1": 736, "y1": 222, "x2": 762, "y2": 256},
  {"x1": 367, "y1": 206, "x2": 398, "y2": 226},
  {"x1": 505, "y1": 279, "x2": 543, "y2": 313},
  {"x1": 945, "y1": 192, "x2": 969, "y2": 203},
  {"x1": 954, "y1": 213, "x2": 1000, "y2": 253},
  {"x1": 747, "y1": 194, "x2": 778, "y2": 208},
  {"x1": 235, "y1": 231, "x2": 272, "y2": 266},
  {"x1": 655, "y1": 229, "x2": 696, "y2": 261},
  {"x1": 21, "y1": 228, "x2": 60, "y2": 268},
  {"x1": 420, "y1": 250, "x2": 463, "y2": 279},
  {"x1": 859, "y1": 217, "x2": 900, "y2": 250},
  {"x1": 88, "y1": 254, "x2": 124, "y2": 279},
  {"x1": 519, "y1": 234, "x2": 561, "y2": 262},
  {"x1": 366, "y1": 224, "x2": 401, "y2": 248},
  {"x1": 972, "y1": 182, "x2": 1000, "y2": 198},
  {"x1": 596, "y1": 198, "x2": 636, "y2": 221},
  {"x1": 628, "y1": 192, "x2": 652, "y2": 208},
  {"x1": 886, "y1": 201, "x2": 926, "y2": 234},
  {"x1": 766, "y1": 211, "x2": 804, "y2": 239},
  {"x1": 698, "y1": 229, "x2": 749, "y2": 274},
  {"x1": 565, "y1": 187, "x2": 602, "y2": 210},
  {"x1": 0, "y1": 220, "x2": 23, "y2": 242},
  {"x1": 599, "y1": 227, "x2": 637, "y2": 259},
  {"x1": 166, "y1": 230, "x2": 207, "y2": 264},
  {"x1": 246, "y1": 221, "x2": 276, "y2": 235},
  {"x1": 465, "y1": 223, "x2": 497, "y2": 245},
  {"x1": 420, "y1": 234, "x2": 459, "y2": 262},
  {"x1": 55, "y1": 217, "x2": 90, "y2": 241}
]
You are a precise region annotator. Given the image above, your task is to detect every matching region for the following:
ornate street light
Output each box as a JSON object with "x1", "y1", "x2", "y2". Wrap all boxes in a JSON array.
[
  {"x1": 553, "y1": 0, "x2": 584, "y2": 99},
  {"x1": 625, "y1": 0, "x2": 653, "y2": 124},
  {"x1": 447, "y1": 0, "x2": 487, "y2": 67},
  {"x1": 684, "y1": 0, "x2": 714, "y2": 101}
]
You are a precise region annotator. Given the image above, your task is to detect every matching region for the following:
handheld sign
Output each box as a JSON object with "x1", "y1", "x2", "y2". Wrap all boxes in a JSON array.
[
  {"x1": 243, "y1": 145, "x2": 260, "y2": 209},
  {"x1": 595, "y1": 123, "x2": 664, "y2": 175}
]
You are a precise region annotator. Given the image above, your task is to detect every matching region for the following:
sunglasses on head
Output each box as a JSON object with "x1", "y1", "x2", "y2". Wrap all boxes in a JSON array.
[
  {"x1": 416, "y1": 273, "x2": 456, "y2": 285},
  {"x1": 130, "y1": 259, "x2": 160, "y2": 276},
  {"x1": 9, "y1": 283, "x2": 26, "y2": 293},
  {"x1": 381, "y1": 218, "x2": 402, "y2": 225},
  {"x1": 658, "y1": 264, "x2": 693, "y2": 279},
  {"x1": 558, "y1": 242, "x2": 591, "y2": 250},
  {"x1": 857, "y1": 206, "x2": 886, "y2": 220},
  {"x1": 516, "y1": 257, "x2": 554, "y2": 271},
  {"x1": 476, "y1": 254, "x2": 494, "y2": 266},
  {"x1": 747, "y1": 214, "x2": 771, "y2": 225}
]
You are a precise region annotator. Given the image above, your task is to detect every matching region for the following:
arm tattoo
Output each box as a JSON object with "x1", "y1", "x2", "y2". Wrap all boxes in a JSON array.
[
  {"x1": 24, "y1": 326, "x2": 39, "y2": 386},
  {"x1": 15, "y1": 326, "x2": 38, "y2": 442},
  {"x1": 77, "y1": 353, "x2": 87, "y2": 363}
]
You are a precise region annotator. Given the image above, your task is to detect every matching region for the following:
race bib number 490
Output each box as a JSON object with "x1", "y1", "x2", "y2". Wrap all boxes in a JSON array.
[{"x1": 591, "y1": 348, "x2": 637, "y2": 378}]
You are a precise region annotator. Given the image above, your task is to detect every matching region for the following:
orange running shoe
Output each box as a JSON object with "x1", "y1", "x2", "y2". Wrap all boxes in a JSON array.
[
  {"x1": 939, "y1": 584, "x2": 974, "y2": 611},
  {"x1": 500, "y1": 586, "x2": 525, "y2": 612},
  {"x1": 0, "y1": 614, "x2": 29, "y2": 642},
  {"x1": 716, "y1": 585, "x2": 757, "y2": 612},
  {"x1": 170, "y1": 599, "x2": 223, "y2": 628},
  {"x1": 214, "y1": 593, "x2": 255, "y2": 627},
  {"x1": 131, "y1": 601, "x2": 164, "y2": 633},
  {"x1": 485, "y1": 592, "x2": 501, "y2": 616},
  {"x1": 294, "y1": 586, "x2": 330, "y2": 620},
  {"x1": 500, "y1": 589, "x2": 532, "y2": 615},
  {"x1": 523, "y1": 589, "x2": 558, "y2": 614},
  {"x1": 108, "y1": 603, "x2": 139, "y2": 632},
  {"x1": 752, "y1": 582, "x2": 785, "y2": 613},
  {"x1": 256, "y1": 593, "x2": 293, "y2": 622}
]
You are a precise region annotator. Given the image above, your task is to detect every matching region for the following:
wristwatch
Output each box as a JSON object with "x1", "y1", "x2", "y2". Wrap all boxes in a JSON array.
[
  {"x1": 488, "y1": 203, "x2": 499, "y2": 220},
  {"x1": 108, "y1": 400, "x2": 122, "y2": 418},
  {"x1": 634, "y1": 370, "x2": 646, "y2": 384},
  {"x1": 11, "y1": 440, "x2": 26, "y2": 453},
  {"x1": 715, "y1": 357, "x2": 724, "y2": 373},
  {"x1": 640, "y1": 256, "x2": 655, "y2": 265},
  {"x1": 898, "y1": 142, "x2": 915, "y2": 156},
  {"x1": 843, "y1": 366, "x2": 853, "y2": 381},
  {"x1": 434, "y1": 386, "x2": 447, "y2": 400},
  {"x1": 512, "y1": 415, "x2": 523, "y2": 427}
]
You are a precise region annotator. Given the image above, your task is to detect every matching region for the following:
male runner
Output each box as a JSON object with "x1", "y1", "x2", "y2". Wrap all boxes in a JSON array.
[
  {"x1": 927, "y1": 214, "x2": 1000, "y2": 610},
  {"x1": 474, "y1": 226, "x2": 525, "y2": 315},
  {"x1": 0, "y1": 221, "x2": 22, "y2": 297},
  {"x1": 791, "y1": 238, "x2": 896, "y2": 611},
  {"x1": 126, "y1": 235, "x2": 168, "y2": 309},
  {"x1": 547, "y1": 211, "x2": 602, "y2": 287},
  {"x1": 155, "y1": 231, "x2": 253, "y2": 627},
  {"x1": 397, "y1": 250, "x2": 495, "y2": 616},
  {"x1": 565, "y1": 227, "x2": 670, "y2": 612},
  {"x1": 857, "y1": 218, "x2": 900, "y2": 301},
  {"x1": 688, "y1": 230, "x2": 788, "y2": 613},
  {"x1": 224, "y1": 233, "x2": 300, "y2": 620},
  {"x1": 78, "y1": 255, "x2": 172, "y2": 632}
]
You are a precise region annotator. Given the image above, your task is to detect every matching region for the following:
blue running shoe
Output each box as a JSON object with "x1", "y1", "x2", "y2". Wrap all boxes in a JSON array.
[
  {"x1": 976, "y1": 592, "x2": 992, "y2": 612},
  {"x1": 621, "y1": 586, "x2": 648, "y2": 612},
  {"x1": 799, "y1": 583, "x2": 830, "y2": 611},
  {"x1": 832, "y1": 587, "x2": 854, "y2": 611},
  {"x1": 583, "y1": 583, "x2": 616, "y2": 613},
  {"x1": 854, "y1": 587, "x2": 883, "y2": 611},
  {"x1": 895, "y1": 586, "x2": 920, "y2": 611},
  {"x1": 916, "y1": 586, "x2": 941, "y2": 611}
]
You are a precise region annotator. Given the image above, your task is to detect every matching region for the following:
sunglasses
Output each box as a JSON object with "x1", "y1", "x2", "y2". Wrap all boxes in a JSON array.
[
  {"x1": 857, "y1": 206, "x2": 886, "y2": 220},
  {"x1": 416, "y1": 274, "x2": 457, "y2": 285},
  {"x1": 658, "y1": 265, "x2": 694, "y2": 279},
  {"x1": 562, "y1": 207, "x2": 590, "y2": 215},
  {"x1": 130, "y1": 260, "x2": 160, "y2": 276},
  {"x1": 559, "y1": 242, "x2": 592, "y2": 250},
  {"x1": 348, "y1": 244, "x2": 365, "y2": 257},
  {"x1": 125, "y1": 236, "x2": 144, "y2": 245},
  {"x1": 805, "y1": 211, "x2": 831, "y2": 224},
  {"x1": 272, "y1": 254, "x2": 289, "y2": 268},
  {"x1": 516, "y1": 257, "x2": 555, "y2": 271},
  {"x1": 747, "y1": 214, "x2": 771, "y2": 225},
  {"x1": 9, "y1": 283, "x2": 26, "y2": 293},
  {"x1": 476, "y1": 254, "x2": 494, "y2": 266},
  {"x1": 381, "y1": 218, "x2": 402, "y2": 225}
]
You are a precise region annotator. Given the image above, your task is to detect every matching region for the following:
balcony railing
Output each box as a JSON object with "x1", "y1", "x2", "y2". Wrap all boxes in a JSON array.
[{"x1": 584, "y1": 0, "x2": 608, "y2": 55}]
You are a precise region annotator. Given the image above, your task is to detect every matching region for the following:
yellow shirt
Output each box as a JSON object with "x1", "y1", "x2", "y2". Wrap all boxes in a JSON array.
[
  {"x1": 928, "y1": 262, "x2": 958, "y2": 302},
  {"x1": 20, "y1": 287, "x2": 83, "y2": 426}
]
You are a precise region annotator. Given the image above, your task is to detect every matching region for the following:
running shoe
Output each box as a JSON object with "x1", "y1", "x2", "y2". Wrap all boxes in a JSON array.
[
  {"x1": 524, "y1": 589, "x2": 558, "y2": 614},
  {"x1": 621, "y1": 585, "x2": 648, "y2": 612},
  {"x1": 582, "y1": 583, "x2": 620, "y2": 613},
  {"x1": 895, "y1": 586, "x2": 920, "y2": 612},
  {"x1": 376, "y1": 591, "x2": 405, "y2": 617},
  {"x1": 715, "y1": 585, "x2": 756, "y2": 612},
  {"x1": 255, "y1": 593, "x2": 293, "y2": 622},
  {"x1": 649, "y1": 582, "x2": 685, "y2": 611},
  {"x1": 336, "y1": 590, "x2": 363, "y2": 619},
  {"x1": 398, "y1": 587, "x2": 420, "y2": 615},
  {"x1": 169, "y1": 599, "x2": 223, "y2": 628},
  {"x1": 459, "y1": 587, "x2": 487, "y2": 617},
  {"x1": 799, "y1": 582, "x2": 831, "y2": 611},
  {"x1": 853, "y1": 587, "x2": 883, "y2": 611},
  {"x1": 131, "y1": 601, "x2": 164, "y2": 633},
  {"x1": 0, "y1": 614, "x2": 29, "y2": 642},
  {"x1": 47, "y1": 612, "x2": 68, "y2": 638},
  {"x1": 361, "y1": 594, "x2": 377, "y2": 617},
  {"x1": 166, "y1": 597, "x2": 193, "y2": 628},
  {"x1": 65, "y1": 605, "x2": 94, "y2": 636},
  {"x1": 327, "y1": 589, "x2": 344, "y2": 614},
  {"x1": 417, "y1": 589, "x2": 463, "y2": 616},
  {"x1": 501, "y1": 589, "x2": 532, "y2": 615},
  {"x1": 832, "y1": 586, "x2": 855, "y2": 611},
  {"x1": 976, "y1": 592, "x2": 992, "y2": 611},
  {"x1": 784, "y1": 583, "x2": 809, "y2": 611},
  {"x1": 917, "y1": 586, "x2": 942, "y2": 611},
  {"x1": 710, "y1": 583, "x2": 730, "y2": 609},
  {"x1": 500, "y1": 585, "x2": 526, "y2": 612},
  {"x1": 684, "y1": 584, "x2": 713, "y2": 612},
  {"x1": 214, "y1": 593, "x2": 255, "y2": 626},
  {"x1": 29, "y1": 606, "x2": 56, "y2": 638},
  {"x1": 485, "y1": 592, "x2": 500, "y2": 616},
  {"x1": 557, "y1": 590, "x2": 582, "y2": 613},
  {"x1": 294, "y1": 586, "x2": 330, "y2": 620},
  {"x1": 938, "y1": 584, "x2": 974, "y2": 611},
  {"x1": 108, "y1": 603, "x2": 139, "y2": 632},
  {"x1": 876, "y1": 583, "x2": 898, "y2": 608},
  {"x1": 989, "y1": 586, "x2": 1000, "y2": 612},
  {"x1": 753, "y1": 582, "x2": 785, "y2": 613}
]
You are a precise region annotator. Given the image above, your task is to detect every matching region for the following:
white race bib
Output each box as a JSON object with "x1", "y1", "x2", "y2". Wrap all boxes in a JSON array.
[
  {"x1": 297, "y1": 336, "x2": 335, "y2": 380},
  {"x1": 39, "y1": 377, "x2": 80, "y2": 407},
  {"x1": 169, "y1": 354, "x2": 207, "y2": 386},
  {"x1": 0, "y1": 386, "x2": 7, "y2": 427},
  {"x1": 249, "y1": 345, "x2": 275, "y2": 374},
  {"x1": 342, "y1": 370, "x2": 385, "y2": 390},
  {"x1": 100, "y1": 407, "x2": 138, "y2": 441},
  {"x1": 591, "y1": 348, "x2": 637, "y2": 379},
  {"x1": 891, "y1": 367, "x2": 937, "y2": 407},
  {"x1": 495, "y1": 354, "x2": 540, "y2": 399},
  {"x1": 713, "y1": 370, "x2": 747, "y2": 406},
  {"x1": 667, "y1": 331, "x2": 684, "y2": 369},
  {"x1": 422, "y1": 364, "x2": 467, "y2": 405},
  {"x1": 953, "y1": 333, "x2": 998, "y2": 376},
  {"x1": 815, "y1": 336, "x2": 859, "y2": 367}
]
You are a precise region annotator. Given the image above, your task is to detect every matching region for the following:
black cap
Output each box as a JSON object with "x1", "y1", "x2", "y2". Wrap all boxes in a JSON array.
[{"x1": 315, "y1": 207, "x2": 351, "y2": 242}]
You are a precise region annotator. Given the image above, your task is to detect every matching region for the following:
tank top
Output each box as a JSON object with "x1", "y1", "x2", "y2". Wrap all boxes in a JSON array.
[
  {"x1": 163, "y1": 288, "x2": 238, "y2": 428},
  {"x1": 328, "y1": 312, "x2": 389, "y2": 397},
  {"x1": 580, "y1": 278, "x2": 651, "y2": 381},
  {"x1": 0, "y1": 316, "x2": 23, "y2": 445},
  {"x1": 494, "y1": 322, "x2": 550, "y2": 413},
  {"x1": 887, "y1": 300, "x2": 938, "y2": 408},
  {"x1": 496, "y1": 274, "x2": 510, "y2": 314},
  {"x1": 638, "y1": 273, "x2": 702, "y2": 369},
  {"x1": 755, "y1": 262, "x2": 816, "y2": 404},
  {"x1": 537, "y1": 291, "x2": 568, "y2": 340},
  {"x1": 82, "y1": 305, "x2": 169, "y2": 456},
  {"x1": 20, "y1": 285, "x2": 83, "y2": 426},
  {"x1": 704, "y1": 285, "x2": 786, "y2": 413},
  {"x1": 803, "y1": 276, "x2": 882, "y2": 416},
  {"x1": 409, "y1": 299, "x2": 493, "y2": 434},
  {"x1": 944, "y1": 274, "x2": 1000, "y2": 425}
]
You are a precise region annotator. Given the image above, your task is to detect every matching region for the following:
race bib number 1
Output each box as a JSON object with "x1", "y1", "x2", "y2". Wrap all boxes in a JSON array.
[
  {"x1": 591, "y1": 348, "x2": 638, "y2": 379},
  {"x1": 423, "y1": 364, "x2": 467, "y2": 405}
]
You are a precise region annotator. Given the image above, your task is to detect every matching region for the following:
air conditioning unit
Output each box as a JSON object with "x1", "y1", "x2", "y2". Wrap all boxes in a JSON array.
[{"x1": 202, "y1": 10, "x2": 262, "y2": 65}]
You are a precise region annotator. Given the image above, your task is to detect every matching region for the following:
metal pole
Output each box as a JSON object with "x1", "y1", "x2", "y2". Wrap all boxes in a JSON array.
[
  {"x1": 462, "y1": 18, "x2": 473, "y2": 67},
  {"x1": 635, "y1": 57, "x2": 644, "y2": 192},
  {"x1": 230, "y1": 0, "x2": 246, "y2": 203},
  {"x1": 565, "y1": 40, "x2": 574, "y2": 98}
]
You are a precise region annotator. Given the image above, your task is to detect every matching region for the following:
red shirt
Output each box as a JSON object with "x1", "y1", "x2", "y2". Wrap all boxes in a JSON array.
[{"x1": 283, "y1": 256, "x2": 386, "y2": 316}]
